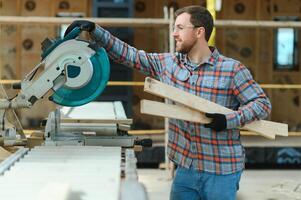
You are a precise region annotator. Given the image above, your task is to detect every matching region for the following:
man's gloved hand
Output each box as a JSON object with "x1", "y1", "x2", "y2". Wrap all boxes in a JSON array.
[
  {"x1": 64, "y1": 20, "x2": 95, "y2": 37},
  {"x1": 204, "y1": 113, "x2": 227, "y2": 132}
]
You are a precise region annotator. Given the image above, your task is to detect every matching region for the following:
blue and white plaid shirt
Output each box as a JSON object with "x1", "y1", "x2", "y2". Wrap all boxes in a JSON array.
[{"x1": 92, "y1": 26, "x2": 271, "y2": 175}]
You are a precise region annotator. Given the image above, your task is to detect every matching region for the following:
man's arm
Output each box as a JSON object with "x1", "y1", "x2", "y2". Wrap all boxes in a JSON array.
[
  {"x1": 225, "y1": 64, "x2": 272, "y2": 129},
  {"x1": 64, "y1": 20, "x2": 169, "y2": 80},
  {"x1": 90, "y1": 25, "x2": 168, "y2": 80}
]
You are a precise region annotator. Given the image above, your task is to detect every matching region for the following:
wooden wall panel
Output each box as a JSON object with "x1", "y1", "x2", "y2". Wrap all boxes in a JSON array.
[
  {"x1": 217, "y1": 0, "x2": 301, "y2": 130},
  {"x1": 54, "y1": 0, "x2": 89, "y2": 15},
  {"x1": 256, "y1": 29, "x2": 273, "y2": 82},
  {"x1": 0, "y1": 25, "x2": 18, "y2": 98},
  {"x1": 134, "y1": 0, "x2": 155, "y2": 18},
  {"x1": 220, "y1": 0, "x2": 257, "y2": 20},
  {"x1": 258, "y1": 0, "x2": 272, "y2": 20},
  {"x1": 218, "y1": 0, "x2": 258, "y2": 77},
  {"x1": 272, "y1": 74, "x2": 301, "y2": 129},
  {"x1": 20, "y1": 25, "x2": 53, "y2": 76},
  {"x1": 133, "y1": 0, "x2": 165, "y2": 129},
  {"x1": 272, "y1": 0, "x2": 301, "y2": 14},
  {"x1": 223, "y1": 29, "x2": 256, "y2": 75},
  {"x1": 0, "y1": 0, "x2": 19, "y2": 15},
  {"x1": 270, "y1": 0, "x2": 301, "y2": 129},
  {"x1": 0, "y1": 0, "x2": 19, "y2": 80},
  {"x1": 20, "y1": 0, "x2": 53, "y2": 16},
  {"x1": 0, "y1": 25, "x2": 17, "y2": 79}
]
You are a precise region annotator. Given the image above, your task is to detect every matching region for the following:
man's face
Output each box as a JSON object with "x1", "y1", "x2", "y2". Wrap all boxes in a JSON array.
[{"x1": 173, "y1": 13, "x2": 198, "y2": 53}]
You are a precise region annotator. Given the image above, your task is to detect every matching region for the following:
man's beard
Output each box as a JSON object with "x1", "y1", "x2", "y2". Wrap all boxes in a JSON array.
[{"x1": 175, "y1": 40, "x2": 195, "y2": 54}]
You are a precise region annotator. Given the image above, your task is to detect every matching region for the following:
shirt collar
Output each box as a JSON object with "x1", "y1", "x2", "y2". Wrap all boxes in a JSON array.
[
  {"x1": 205, "y1": 46, "x2": 220, "y2": 66},
  {"x1": 179, "y1": 47, "x2": 220, "y2": 69}
]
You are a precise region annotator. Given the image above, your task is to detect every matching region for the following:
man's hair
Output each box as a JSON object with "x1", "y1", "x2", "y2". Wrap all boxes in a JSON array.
[{"x1": 175, "y1": 6, "x2": 214, "y2": 41}]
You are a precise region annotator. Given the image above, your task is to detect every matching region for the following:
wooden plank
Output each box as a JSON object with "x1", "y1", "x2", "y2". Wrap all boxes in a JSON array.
[
  {"x1": 144, "y1": 77, "x2": 288, "y2": 139},
  {"x1": 215, "y1": 20, "x2": 301, "y2": 28},
  {"x1": 21, "y1": 128, "x2": 301, "y2": 137},
  {"x1": 241, "y1": 135, "x2": 301, "y2": 147},
  {"x1": 140, "y1": 99, "x2": 288, "y2": 139},
  {"x1": 128, "y1": 129, "x2": 301, "y2": 137},
  {"x1": 144, "y1": 78, "x2": 234, "y2": 113},
  {"x1": 1, "y1": 16, "x2": 301, "y2": 28},
  {"x1": 128, "y1": 129, "x2": 165, "y2": 135},
  {"x1": 141, "y1": 99, "x2": 210, "y2": 124},
  {"x1": 243, "y1": 120, "x2": 288, "y2": 137}
]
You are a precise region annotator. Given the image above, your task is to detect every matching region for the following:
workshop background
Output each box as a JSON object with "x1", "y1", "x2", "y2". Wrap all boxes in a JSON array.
[{"x1": 0, "y1": 0, "x2": 301, "y2": 200}]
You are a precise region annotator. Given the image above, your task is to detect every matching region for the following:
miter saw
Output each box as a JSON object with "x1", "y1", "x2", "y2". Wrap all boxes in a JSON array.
[
  {"x1": 0, "y1": 28, "x2": 150, "y2": 200},
  {"x1": 0, "y1": 27, "x2": 151, "y2": 149},
  {"x1": 0, "y1": 27, "x2": 110, "y2": 145}
]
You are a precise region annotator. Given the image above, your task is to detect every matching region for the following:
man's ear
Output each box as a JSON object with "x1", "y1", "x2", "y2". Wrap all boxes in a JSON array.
[{"x1": 196, "y1": 27, "x2": 206, "y2": 39}]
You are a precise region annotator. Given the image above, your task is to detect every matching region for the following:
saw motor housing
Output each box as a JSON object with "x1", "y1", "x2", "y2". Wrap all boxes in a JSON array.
[{"x1": 0, "y1": 27, "x2": 110, "y2": 142}]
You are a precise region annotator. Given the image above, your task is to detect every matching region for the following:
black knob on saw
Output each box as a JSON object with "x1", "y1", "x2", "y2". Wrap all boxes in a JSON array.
[
  {"x1": 12, "y1": 82, "x2": 21, "y2": 89},
  {"x1": 41, "y1": 38, "x2": 55, "y2": 52},
  {"x1": 40, "y1": 119, "x2": 47, "y2": 127},
  {"x1": 135, "y1": 139, "x2": 152, "y2": 147}
]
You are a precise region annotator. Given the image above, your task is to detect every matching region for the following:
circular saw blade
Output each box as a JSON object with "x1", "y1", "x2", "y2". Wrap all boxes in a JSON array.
[{"x1": 51, "y1": 48, "x2": 110, "y2": 107}]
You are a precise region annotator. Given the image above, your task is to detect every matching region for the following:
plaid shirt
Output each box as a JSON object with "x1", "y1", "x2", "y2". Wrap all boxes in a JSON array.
[{"x1": 93, "y1": 26, "x2": 272, "y2": 175}]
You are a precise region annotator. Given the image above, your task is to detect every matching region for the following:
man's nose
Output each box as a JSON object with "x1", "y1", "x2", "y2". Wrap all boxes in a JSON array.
[{"x1": 172, "y1": 31, "x2": 178, "y2": 37}]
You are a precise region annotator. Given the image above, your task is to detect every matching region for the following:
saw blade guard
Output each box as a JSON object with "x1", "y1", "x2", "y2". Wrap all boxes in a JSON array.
[{"x1": 47, "y1": 27, "x2": 110, "y2": 107}]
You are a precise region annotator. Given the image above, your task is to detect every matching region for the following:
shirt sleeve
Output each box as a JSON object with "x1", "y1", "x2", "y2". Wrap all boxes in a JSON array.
[
  {"x1": 90, "y1": 25, "x2": 167, "y2": 80},
  {"x1": 225, "y1": 64, "x2": 272, "y2": 129}
]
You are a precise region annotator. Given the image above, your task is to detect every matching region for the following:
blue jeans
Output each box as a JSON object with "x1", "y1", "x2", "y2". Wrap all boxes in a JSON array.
[{"x1": 170, "y1": 167, "x2": 242, "y2": 200}]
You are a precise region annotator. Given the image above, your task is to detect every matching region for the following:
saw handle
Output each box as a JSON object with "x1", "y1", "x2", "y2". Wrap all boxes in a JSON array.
[{"x1": 64, "y1": 27, "x2": 82, "y2": 40}]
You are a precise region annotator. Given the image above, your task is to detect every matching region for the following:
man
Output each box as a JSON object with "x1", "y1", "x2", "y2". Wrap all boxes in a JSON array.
[{"x1": 65, "y1": 5, "x2": 271, "y2": 200}]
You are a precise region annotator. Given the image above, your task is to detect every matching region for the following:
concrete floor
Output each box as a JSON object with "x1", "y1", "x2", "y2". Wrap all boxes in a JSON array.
[{"x1": 138, "y1": 169, "x2": 301, "y2": 200}]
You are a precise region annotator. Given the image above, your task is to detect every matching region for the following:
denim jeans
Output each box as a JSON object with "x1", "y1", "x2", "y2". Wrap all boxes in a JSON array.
[{"x1": 170, "y1": 167, "x2": 242, "y2": 200}]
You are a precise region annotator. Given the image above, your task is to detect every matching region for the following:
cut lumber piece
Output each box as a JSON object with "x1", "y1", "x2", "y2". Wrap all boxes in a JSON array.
[
  {"x1": 143, "y1": 77, "x2": 288, "y2": 139},
  {"x1": 140, "y1": 100, "x2": 211, "y2": 124},
  {"x1": 144, "y1": 77, "x2": 232, "y2": 114},
  {"x1": 0, "y1": 147, "x2": 11, "y2": 162},
  {"x1": 140, "y1": 100, "x2": 280, "y2": 139},
  {"x1": 243, "y1": 120, "x2": 288, "y2": 137}
]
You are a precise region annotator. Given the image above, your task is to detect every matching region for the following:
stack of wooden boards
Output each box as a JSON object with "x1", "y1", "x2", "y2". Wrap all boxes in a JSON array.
[{"x1": 141, "y1": 77, "x2": 288, "y2": 139}]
